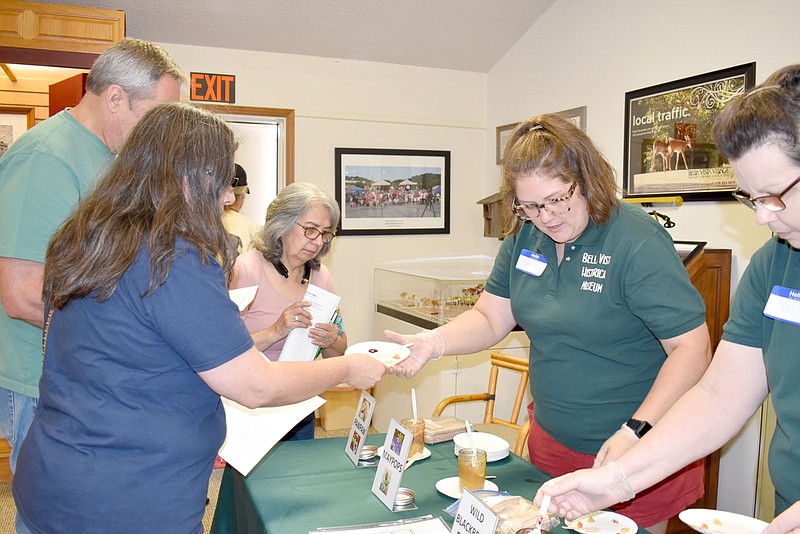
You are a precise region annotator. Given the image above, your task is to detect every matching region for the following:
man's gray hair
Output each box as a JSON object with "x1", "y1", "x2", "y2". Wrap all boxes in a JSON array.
[{"x1": 86, "y1": 38, "x2": 187, "y2": 104}]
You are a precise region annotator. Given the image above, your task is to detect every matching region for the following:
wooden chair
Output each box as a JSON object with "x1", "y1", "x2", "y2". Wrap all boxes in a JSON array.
[{"x1": 432, "y1": 351, "x2": 530, "y2": 457}]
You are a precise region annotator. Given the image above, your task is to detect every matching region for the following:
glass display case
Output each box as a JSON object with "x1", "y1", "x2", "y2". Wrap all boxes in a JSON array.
[{"x1": 374, "y1": 255, "x2": 494, "y2": 329}]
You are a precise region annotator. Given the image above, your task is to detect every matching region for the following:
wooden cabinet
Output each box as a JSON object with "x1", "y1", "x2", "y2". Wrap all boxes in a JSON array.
[
  {"x1": 668, "y1": 246, "x2": 731, "y2": 534},
  {"x1": 0, "y1": 1, "x2": 124, "y2": 55}
]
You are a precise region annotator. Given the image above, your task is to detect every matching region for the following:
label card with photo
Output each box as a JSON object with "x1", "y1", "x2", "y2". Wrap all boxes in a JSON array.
[
  {"x1": 371, "y1": 418, "x2": 412, "y2": 511},
  {"x1": 345, "y1": 390, "x2": 377, "y2": 466}
]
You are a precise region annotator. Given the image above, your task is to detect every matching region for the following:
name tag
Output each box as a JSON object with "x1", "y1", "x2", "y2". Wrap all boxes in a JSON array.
[
  {"x1": 515, "y1": 249, "x2": 547, "y2": 277},
  {"x1": 763, "y1": 285, "x2": 800, "y2": 326}
]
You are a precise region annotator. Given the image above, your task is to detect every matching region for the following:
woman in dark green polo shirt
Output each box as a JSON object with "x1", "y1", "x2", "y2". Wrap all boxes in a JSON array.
[
  {"x1": 536, "y1": 64, "x2": 800, "y2": 534},
  {"x1": 387, "y1": 113, "x2": 712, "y2": 534}
]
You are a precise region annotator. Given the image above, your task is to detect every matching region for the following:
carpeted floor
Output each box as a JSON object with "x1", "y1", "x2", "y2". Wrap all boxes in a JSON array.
[{"x1": 0, "y1": 425, "x2": 354, "y2": 533}]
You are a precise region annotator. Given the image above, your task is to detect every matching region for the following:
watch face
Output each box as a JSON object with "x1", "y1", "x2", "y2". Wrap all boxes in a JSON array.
[{"x1": 627, "y1": 418, "x2": 652, "y2": 437}]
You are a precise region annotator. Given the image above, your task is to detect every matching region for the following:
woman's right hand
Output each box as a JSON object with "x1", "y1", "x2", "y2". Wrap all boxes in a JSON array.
[
  {"x1": 384, "y1": 329, "x2": 443, "y2": 377},
  {"x1": 273, "y1": 301, "x2": 311, "y2": 338},
  {"x1": 343, "y1": 353, "x2": 387, "y2": 389}
]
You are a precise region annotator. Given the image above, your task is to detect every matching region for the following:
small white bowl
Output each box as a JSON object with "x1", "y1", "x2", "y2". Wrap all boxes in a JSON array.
[{"x1": 453, "y1": 432, "x2": 509, "y2": 462}]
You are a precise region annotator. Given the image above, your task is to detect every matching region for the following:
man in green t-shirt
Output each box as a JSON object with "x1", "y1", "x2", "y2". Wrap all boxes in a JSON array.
[{"x1": 0, "y1": 39, "x2": 186, "y2": 487}]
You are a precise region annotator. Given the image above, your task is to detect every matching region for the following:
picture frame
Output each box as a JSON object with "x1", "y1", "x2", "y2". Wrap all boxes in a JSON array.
[
  {"x1": 495, "y1": 122, "x2": 518, "y2": 165},
  {"x1": 622, "y1": 62, "x2": 756, "y2": 201},
  {"x1": 555, "y1": 105, "x2": 587, "y2": 132},
  {"x1": 0, "y1": 106, "x2": 35, "y2": 158},
  {"x1": 496, "y1": 106, "x2": 587, "y2": 166},
  {"x1": 335, "y1": 148, "x2": 450, "y2": 236}
]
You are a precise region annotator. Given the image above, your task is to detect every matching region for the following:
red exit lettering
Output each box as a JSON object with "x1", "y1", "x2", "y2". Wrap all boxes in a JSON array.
[{"x1": 190, "y1": 72, "x2": 236, "y2": 103}]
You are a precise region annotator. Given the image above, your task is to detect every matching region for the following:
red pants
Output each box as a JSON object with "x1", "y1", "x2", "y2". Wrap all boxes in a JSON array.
[{"x1": 526, "y1": 403, "x2": 704, "y2": 527}]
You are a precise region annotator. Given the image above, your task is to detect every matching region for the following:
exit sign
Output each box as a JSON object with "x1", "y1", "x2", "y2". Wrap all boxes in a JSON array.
[{"x1": 190, "y1": 72, "x2": 236, "y2": 103}]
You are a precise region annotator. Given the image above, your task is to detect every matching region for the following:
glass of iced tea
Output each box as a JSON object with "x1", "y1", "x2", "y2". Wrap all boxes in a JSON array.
[
  {"x1": 458, "y1": 448, "x2": 487, "y2": 493},
  {"x1": 401, "y1": 418, "x2": 425, "y2": 458}
]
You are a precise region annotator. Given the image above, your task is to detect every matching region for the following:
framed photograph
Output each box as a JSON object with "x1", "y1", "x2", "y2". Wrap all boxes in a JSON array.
[
  {"x1": 555, "y1": 106, "x2": 587, "y2": 132},
  {"x1": 496, "y1": 122, "x2": 518, "y2": 165},
  {"x1": 335, "y1": 148, "x2": 450, "y2": 236},
  {"x1": 0, "y1": 106, "x2": 35, "y2": 158},
  {"x1": 623, "y1": 62, "x2": 755, "y2": 201}
]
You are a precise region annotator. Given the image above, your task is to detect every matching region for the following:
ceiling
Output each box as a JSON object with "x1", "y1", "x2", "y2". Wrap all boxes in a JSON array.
[{"x1": 23, "y1": 0, "x2": 554, "y2": 73}]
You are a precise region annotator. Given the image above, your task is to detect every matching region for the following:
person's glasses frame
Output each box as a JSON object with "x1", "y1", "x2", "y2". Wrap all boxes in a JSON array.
[
  {"x1": 511, "y1": 182, "x2": 578, "y2": 221},
  {"x1": 297, "y1": 223, "x2": 336, "y2": 244},
  {"x1": 732, "y1": 175, "x2": 800, "y2": 212}
]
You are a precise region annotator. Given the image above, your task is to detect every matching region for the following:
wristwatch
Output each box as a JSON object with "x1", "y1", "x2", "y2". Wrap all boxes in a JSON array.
[{"x1": 625, "y1": 418, "x2": 652, "y2": 439}]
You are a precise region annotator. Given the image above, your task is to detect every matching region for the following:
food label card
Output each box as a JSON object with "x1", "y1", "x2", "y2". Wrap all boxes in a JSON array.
[
  {"x1": 371, "y1": 419, "x2": 412, "y2": 511},
  {"x1": 345, "y1": 391, "x2": 376, "y2": 466},
  {"x1": 451, "y1": 491, "x2": 498, "y2": 534}
]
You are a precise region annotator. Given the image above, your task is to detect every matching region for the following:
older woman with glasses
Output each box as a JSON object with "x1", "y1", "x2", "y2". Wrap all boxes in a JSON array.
[
  {"x1": 386, "y1": 113, "x2": 712, "y2": 534},
  {"x1": 537, "y1": 64, "x2": 800, "y2": 534},
  {"x1": 231, "y1": 182, "x2": 345, "y2": 440}
]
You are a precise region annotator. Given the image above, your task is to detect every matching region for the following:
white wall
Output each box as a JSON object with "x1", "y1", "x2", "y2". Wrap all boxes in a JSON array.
[
  {"x1": 162, "y1": 43, "x2": 489, "y2": 345},
  {"x1": 486, "y1": 0, "x2": 800, "y2": 516}
]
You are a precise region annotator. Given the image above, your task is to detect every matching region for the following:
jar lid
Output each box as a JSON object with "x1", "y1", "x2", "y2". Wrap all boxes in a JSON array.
[
  {"x1": 359, "y1": 445, "x2": 378, "y2": 460},
  {"x1": 394, "y1": 487, "x2": 415, "y2": 506}
]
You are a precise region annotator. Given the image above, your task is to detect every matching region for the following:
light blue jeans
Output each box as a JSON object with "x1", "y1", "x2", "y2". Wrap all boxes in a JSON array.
[{"x1": 0, "y1": 387, "x2": 38, "y2": 534}]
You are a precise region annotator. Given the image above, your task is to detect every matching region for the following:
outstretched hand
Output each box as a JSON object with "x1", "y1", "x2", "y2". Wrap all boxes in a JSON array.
[
  {"x1": 384, "y1": 329, "x2": 443, "y2": 377},
  {"x1": 535, "y1": 462, "x2": 636, "y2": 521}
]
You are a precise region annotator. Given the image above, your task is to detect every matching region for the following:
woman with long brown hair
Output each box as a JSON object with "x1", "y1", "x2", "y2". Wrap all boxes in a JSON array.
[{"x1": 12, "y1": 102, "x2": 385, "y2": 533}]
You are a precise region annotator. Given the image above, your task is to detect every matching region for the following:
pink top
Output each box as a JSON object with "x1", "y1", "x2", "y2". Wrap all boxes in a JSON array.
[{"x1": 231, "y1": 248, "x2": 337, "y2": 361}]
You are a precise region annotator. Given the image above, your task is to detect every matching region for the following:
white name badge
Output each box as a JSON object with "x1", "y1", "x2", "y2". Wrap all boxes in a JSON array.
[
  {"x1": 515, "y1": 248, "x2": 547, "y2": 277},
  {"x1": 450, "y1": 490, "x2": 498, "y2": 534},
  {"x1": 763, "y1": 285, "x2": 800, "y2": 326}
]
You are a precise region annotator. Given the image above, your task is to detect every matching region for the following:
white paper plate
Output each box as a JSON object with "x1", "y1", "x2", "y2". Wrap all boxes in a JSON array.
[
  {"x1": 679, "y1": 509, "x2": 768, "y2": 534},
  {"x1": 435, "y1": 476, "x2": 499, "y2": 499},
  {"x1": 345, "y1": 341, "x2": 411, "y2": 366},
  {"x1": 453, "y1": 432, "x2": 510, "y2": 462},
  {"x1": 377, "y1": 446, "x2": 431, "y2": 462},
  {"x1": 565, "y1": 511, "x2": 638, "y2": 534}
]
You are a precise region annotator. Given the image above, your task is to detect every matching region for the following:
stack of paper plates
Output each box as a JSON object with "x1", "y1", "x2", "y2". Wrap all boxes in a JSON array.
[{"x1": 453, "y1": 432, "x2": 509, "y2": 462}]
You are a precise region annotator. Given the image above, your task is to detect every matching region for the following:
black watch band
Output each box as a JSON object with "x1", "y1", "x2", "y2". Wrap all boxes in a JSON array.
[{"x1": 625, "y1": 418, "x2": 652, "y2": 439}]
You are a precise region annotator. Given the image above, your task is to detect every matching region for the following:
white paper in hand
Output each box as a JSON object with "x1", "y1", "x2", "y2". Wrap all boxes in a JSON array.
[
  {"x1": 279, "y1": 284, "x2": 341, "y2": 362},
  {"x1": 228, "y1": 286, "x2": 258, "y2": 312},
  {"x1": 219, "y1": 394, "x2": 326, "y2": 476}
]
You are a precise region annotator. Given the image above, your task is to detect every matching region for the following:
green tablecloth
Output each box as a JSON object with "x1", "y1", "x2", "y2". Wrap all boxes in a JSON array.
[{"x1": 211, "y1": 435, "x2": 555, "y2": 533}]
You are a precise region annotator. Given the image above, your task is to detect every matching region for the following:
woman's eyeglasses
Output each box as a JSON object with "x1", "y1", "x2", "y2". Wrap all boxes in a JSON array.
[
  {"x1": 511, "y1": 182, "x2": 577, "y2": 221},
  {"x1": 297, "y1": 224, "x2": 335, "y2": 244},
  {"x1": 732, "y1": 175, "x2": 800, "y2": 212}
]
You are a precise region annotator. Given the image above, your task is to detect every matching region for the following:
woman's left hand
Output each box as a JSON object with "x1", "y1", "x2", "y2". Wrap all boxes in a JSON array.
[
  {"x1": 309, "y1": 322, "x2": 339, "y2": 349},
  {"x1": 593, "y1": 426, "x2": 638, "y2": 468}
]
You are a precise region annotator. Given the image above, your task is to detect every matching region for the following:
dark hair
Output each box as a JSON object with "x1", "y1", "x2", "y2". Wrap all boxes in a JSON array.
[
  {"x1": 713, "y1": 64, "x2": 800, "y2": 164},
  {"x1": 44, "y1": 102, "x2": 238, "y2": 309},
  {"x1": 253, "y1": 182, "x2": 340, "y2": 271},
  {"x1": 500, "y1": 113, "x2": 618, "y2": 236}
]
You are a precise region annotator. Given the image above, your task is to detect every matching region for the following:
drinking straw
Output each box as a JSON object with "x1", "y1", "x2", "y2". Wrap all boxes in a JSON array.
[
  {"x1": 411, "y1": 387, "x2": 418, "y2": 421},
  {"x1": 465, "y1": 420, "x2": 476, "y2": 449}
]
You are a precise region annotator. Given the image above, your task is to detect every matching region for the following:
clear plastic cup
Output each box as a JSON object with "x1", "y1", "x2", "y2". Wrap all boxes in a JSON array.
[{"x1": 458, "y1": 447, "x2": 487, "y2": 493}]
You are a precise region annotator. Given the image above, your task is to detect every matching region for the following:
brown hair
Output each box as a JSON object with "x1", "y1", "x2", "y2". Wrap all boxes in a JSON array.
[
  {"x1": 713, "y1": 64, "x2": 800, "y2": 164},
  {"x1": 500, "y1": 113, "x2": 618, "y2": 236},
  {"x1": 44, "y1": 102, "x2": 238, "y2": 309}
]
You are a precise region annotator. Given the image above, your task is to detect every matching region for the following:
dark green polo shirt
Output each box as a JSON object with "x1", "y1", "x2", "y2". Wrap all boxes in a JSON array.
[
  {"x1": 722, "y1": 237, "x2": 800, "y2": 515},
  {"x1": 486, "y1": 202, "x2": 706, "y2": 454}
]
